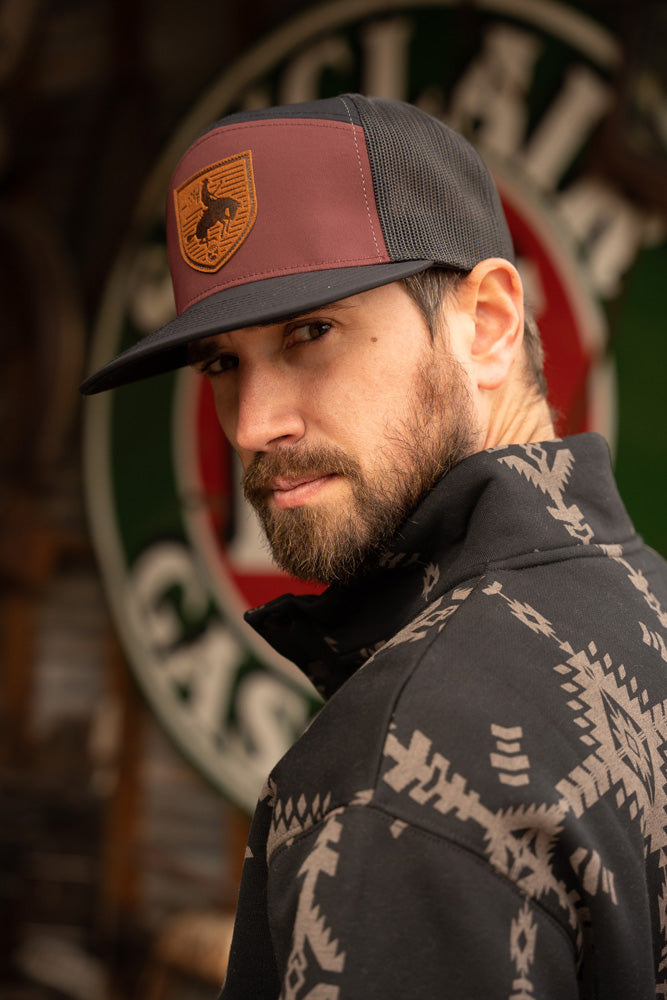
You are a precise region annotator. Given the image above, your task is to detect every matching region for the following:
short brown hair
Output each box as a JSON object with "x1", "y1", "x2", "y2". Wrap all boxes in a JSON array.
[{"x1": 402, "y1": 267, "x2": 547, "y2": 398}]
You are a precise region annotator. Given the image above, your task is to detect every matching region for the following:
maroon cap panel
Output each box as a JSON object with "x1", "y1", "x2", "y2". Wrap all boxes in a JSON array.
[{"x1": 166, "y1": 118, "x2": 390, "y2": 316}]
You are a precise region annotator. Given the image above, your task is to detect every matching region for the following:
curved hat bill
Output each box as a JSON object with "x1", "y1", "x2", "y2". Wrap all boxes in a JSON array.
[{"x1": 80, "y1": 260, "x2": 432, "y2": 394}]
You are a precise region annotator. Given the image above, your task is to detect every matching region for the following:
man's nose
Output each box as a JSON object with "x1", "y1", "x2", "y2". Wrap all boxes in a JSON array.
[{"x1": 233, "y1": 363, "x2": 307, "y2": 454}]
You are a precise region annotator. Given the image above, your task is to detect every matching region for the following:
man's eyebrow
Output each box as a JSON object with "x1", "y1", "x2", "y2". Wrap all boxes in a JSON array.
[
  {"x1": 186, "y1": 300, "x2": 354, "y2": 364},
  {"x1": 255, "y1": 300, "x2": 353, "y2": 327},
  {"x1": 187, "y1": 338, "x2": 223, "y2": 366}
]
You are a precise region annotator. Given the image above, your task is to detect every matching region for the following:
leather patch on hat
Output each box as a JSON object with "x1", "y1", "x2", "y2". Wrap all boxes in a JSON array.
[{"x1": 174, "y1": 151, "x2": 257, "y2": 273}]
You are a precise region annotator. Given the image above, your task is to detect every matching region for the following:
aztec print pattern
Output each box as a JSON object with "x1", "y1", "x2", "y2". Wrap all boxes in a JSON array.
[{"x1": 222, "y1": 435, "x2": 667, "y2": 999}]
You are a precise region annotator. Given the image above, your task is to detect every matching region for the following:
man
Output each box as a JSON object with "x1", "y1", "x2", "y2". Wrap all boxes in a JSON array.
[{"x1": 81, "y1": 95, "x2": 667, "y2": 997}]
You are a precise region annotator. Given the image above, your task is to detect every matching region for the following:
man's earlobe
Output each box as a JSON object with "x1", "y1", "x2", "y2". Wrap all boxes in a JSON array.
[{"x1": 468, "y1": 259, "x2": 524, "y2": 391}]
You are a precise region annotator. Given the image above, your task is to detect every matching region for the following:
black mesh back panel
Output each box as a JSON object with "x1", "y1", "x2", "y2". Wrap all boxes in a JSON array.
[{"x1": 346, "y1": 94, "x2": 515, "y2": 268}]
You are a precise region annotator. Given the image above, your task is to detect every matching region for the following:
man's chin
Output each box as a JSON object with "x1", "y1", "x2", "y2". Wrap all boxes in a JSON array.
[{"x1": 259, "y1": 502, "x2": 374, "y2": 586}]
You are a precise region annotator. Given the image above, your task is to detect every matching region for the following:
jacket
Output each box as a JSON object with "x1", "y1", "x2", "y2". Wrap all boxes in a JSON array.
[{"x1": 220, "y1": 433, "x2": 667, "y2": 998}]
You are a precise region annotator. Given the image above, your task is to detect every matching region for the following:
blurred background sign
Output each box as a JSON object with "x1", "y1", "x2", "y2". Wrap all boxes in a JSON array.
[{"x1": 86, "y1": 0, "x2": 667, "y2": 813}]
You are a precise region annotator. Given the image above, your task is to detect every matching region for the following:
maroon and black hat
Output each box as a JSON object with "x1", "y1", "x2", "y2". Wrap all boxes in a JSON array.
[{"x1": 80, "y1": 93, "x2": 514, "y2": 395}]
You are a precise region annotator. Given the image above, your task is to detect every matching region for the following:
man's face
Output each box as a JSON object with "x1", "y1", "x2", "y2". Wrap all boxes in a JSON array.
[{"x1": 189, "y1": 281, "x2": 479, "y2": 584}]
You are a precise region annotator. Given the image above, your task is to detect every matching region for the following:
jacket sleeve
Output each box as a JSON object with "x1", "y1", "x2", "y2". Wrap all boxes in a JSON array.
[{"x1": 267, "y1": 803, "x2": 579, "y2": 999}]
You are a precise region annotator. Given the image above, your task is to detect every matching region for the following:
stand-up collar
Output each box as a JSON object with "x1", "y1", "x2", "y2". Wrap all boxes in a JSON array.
[{"x1": 245, "y1": 434, "x2": 636, "y2": 699}]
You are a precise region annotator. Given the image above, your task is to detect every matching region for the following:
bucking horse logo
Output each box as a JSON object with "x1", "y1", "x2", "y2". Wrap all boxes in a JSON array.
[
  {"x1": 174, "y1": 150, "x2": 257, "y2": 273},
  {"x1": 194, "y1": 178, "x2": 240, "y2": 243}
]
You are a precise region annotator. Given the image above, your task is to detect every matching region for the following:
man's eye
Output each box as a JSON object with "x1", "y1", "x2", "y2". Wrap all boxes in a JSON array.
[
  {"x1": 287, "y1": 320, "x2": 332, "y2": 345},
  {"x1": 202, "y1": 354, "x2": 238, "y2": 376}
]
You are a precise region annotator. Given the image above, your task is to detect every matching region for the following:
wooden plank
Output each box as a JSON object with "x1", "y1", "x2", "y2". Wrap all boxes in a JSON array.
[{"x1": 99, "y1": 633, "x2": 145, "y2": 929}]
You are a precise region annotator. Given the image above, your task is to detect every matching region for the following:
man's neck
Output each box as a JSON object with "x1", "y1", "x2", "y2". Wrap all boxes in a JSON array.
[{"x1": 481, "y1": 384, "x2": 555, "y2": 451}]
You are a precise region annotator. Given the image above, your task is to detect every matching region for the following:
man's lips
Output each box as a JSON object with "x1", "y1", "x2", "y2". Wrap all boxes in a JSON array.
[{"x1": 269, "y1": 473, "x2": 339, "y2": 509}]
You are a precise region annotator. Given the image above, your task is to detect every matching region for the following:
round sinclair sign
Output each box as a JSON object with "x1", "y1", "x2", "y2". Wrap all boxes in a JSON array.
[{"x1": 84, "y1": 0, "x2": 662, "y2": 813}]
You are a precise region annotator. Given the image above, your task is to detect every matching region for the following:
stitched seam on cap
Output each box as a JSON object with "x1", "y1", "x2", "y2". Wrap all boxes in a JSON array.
[
  {"x1": 339, "y1": 96, "x2": 382, "y2": 261},
  {"x1": 174, "y1": 118, "x2": 355, "y2": 170},
  {"x1": 177, "y1": 255, "x2": 391, "y2": 311}
]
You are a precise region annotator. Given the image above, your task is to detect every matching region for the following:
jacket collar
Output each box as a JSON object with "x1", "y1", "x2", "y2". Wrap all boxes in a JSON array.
[{"x1": 245, "y1": 434, "x2": 635, "y2": 699}]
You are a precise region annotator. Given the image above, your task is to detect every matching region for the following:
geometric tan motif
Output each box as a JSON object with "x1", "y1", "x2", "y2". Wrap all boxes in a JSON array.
[
  {"x1": 390, "y1": 819, "x2": 409, "y2": 839},
  {"x1": 569, "y1": 847, "x2": 617, "y2": 902},
  {"x1": 268, "y1": 789, "x2": 333, "y2": 862},
  {"x1": 658, "y1": 879, "x2": 667, "y2": 983},
  {"x1": 641, "y1": 621, "x2": 667, "y2": 663},
  {"x1": 366, "y1": 595, "x2": 463, "y2": 663},
  {"x1": 363, "y1": 584, "x2": 479, "y2": 669},
  {"x1": 610, "y1": 554, "x2": 667, "y2": 629},
  {"x1": 484, "y1": 581, "x2": 667, "y2": 833},
  {"x1": 600, "y1": 689, "x2": 656, "y2": 801},
  {"x1": 481, "y1": 579, "x2": 667, "y2": 975},
  {"x1": 422, "y1": 562, "x2": 440, "y2": 600},
  {"x1": 490, "y1": 724, "x2": 531, "y2": 787},
  {"x1": 498, "y1": 443, "x2": 594, "y2": 544},
  {"x1": 499, "y1": 441, "x2": 667, "y2": 636},
  {"x1": 553, "y1": 646, "x2": 666, "y2": 858},
  {"x1": 483, "y1": 582, "x2": 560, "y2": 643},
  {"x1": 381, "y1": 727, "x2": 581, "y2": 942},
  {"x1": 380, "y1": 578, "x2": 667, "y2": 980},
  {"x1": 282, "y1": 812, "x2": 346, "y2": 999},
  {"x1": 509, "y1": 900, "x2": 537, "y2": 999}
]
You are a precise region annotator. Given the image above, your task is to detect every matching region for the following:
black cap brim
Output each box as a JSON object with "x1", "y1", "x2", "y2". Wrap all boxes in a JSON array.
[{"x1": 80, "y1": 260, "x2": 434, "y2": 395}]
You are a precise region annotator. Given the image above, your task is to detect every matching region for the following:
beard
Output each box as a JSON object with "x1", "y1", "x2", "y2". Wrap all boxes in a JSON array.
[{"x1": 242, "y1": 356, "x2": 478, "y2": 585}]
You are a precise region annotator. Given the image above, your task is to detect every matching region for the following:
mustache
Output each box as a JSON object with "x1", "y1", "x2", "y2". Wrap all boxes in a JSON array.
[{"x1": 242, "y1": 445, "x2": 362, "y2": 505}]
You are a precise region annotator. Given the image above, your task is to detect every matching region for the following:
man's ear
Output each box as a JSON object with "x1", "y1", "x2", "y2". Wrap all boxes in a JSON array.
[{"x1": 464, "y1": 259, "x2": 524, "y2": 391}]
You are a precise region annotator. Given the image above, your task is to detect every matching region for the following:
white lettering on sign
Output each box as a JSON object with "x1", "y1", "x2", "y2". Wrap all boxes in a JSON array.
[
  {"x1": 361, "y1": 18, "x2": 413, "y2": 100},
  {"x1": 279, "y1": 18, "x2": 414, "y2": 106},
  {"x1": 125, "y1": 541, "x2": 303, "y2": 775},
  {"x1": 127, "y1": 541, "x2": 211, "y2": 650},
  {"x1": 159, "y1": 624, "x2": 240, "y2": 735},
  {"x1": 521, "y1": 65, "x2": 612, "y2": 189},
  {"x1": 448, "y1": 25, "x2": 542, "y2": 158},
  {"x1": 430, "y1": 22, "x2": 657, "y2": 297},
  {"x1": 280, "y1": 36, "x2": 353, "y2": 105},
  {"x1": 127, "y1": 245, "x2": 176, "y2": 336},
  {"x1": 558, "y1": 178, "x2": 654, "y2": 299},
  {"x1": 125, "y1": 543, "x2": 240, "y2": 733}
]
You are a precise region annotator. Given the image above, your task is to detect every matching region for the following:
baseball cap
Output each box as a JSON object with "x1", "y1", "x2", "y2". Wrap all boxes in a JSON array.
[{"x1": 80, "y1": 93, "x2": 515, "y2": 395}]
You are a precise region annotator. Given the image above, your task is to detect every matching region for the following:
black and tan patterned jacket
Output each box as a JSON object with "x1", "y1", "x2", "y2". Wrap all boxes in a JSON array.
[{"x1": 220, "y1": 434, "x2": 667, "y2": 999}]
